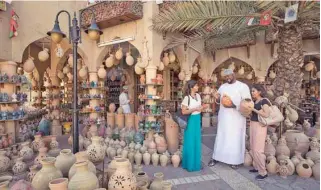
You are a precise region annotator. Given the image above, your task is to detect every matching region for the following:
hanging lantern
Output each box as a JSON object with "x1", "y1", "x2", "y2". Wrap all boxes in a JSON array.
[
  {"x1": 125, "y1": 52, "x2": 134, "y2": 66},
  {"x1": 158, "y1": 62, "x2": 164, "y2": 71},
  {"x1": 115, "y1": 47, "x2": 123, "y2": 60},
  {"x1": 79, "y1": 66, "x2": 88, "y2": 79},
  {"x1": 135, "y1": 64, "x2": 144, "y2": 75},
  {"x1": 38, "y1": 48, "x2": 49, "y2": 62},
  {"x1": 162, "y1": 52, "x2": 170, "y2": 66},
  {"x1": 169, "y1": 51, "x2": 176, "y2": 63},
  {"x1": 238, "y1": 66, "x2": 245, "y2": 75},
  {"x1": 97, "y1": 65, "x2": 107, "y2": 79},
  {"x1": 63, "y1": 66, "x2": 70, "y2": 74},
  {"x1": 178, "y1": 70, "x2": 185, "y2": 81},
  {"x1": 192, "y1": 64, "x2": 198, "y2": 74},
  {"x1": 68, "y1": 54, "x2": 73, "y2": 68},
  {"x1": 23, "y1": 56, "x2": 35, "y2": 73},
  {"x1": 105, "y1": 54, "x2": 115, "y2": 68}
]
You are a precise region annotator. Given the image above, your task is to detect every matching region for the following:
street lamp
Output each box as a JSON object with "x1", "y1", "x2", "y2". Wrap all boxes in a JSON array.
[{"x1": 47, "y1": 9, "x2": 103, "y2": 153}]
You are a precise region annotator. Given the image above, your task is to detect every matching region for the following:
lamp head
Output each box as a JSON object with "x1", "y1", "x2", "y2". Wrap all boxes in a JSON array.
[
  {"x1": 85, "y1": 19, "x2": 103, "y2": 41},
  {"x1": 47, "y1": 21, "x2": 66, "y2": 44}
]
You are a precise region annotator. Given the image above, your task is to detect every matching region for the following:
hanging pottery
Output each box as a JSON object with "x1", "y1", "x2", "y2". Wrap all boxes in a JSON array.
[
  {"x1": 169, "y1": 51, "x2": 176, "y2": 63},
  {"x1": 198, "y1": 69, "x2": 205, "y2": 79},
  {"x1": 135, "y1": 64, "x2": 144, "y2": 75},
  {"x1": 178, "y1": 70, "x2": 185, "y2": 81},
  {"x1": 33, "y1": 69, "x2": 40, "y2": 82},
  {"x1": 63, "y1": 66, "x2": 70, "y2": 74},
  {"x1": 115, "y1": 48, "x2": 123, "y2": 60},
  {"x1": 228, "y1": 62, "x2": 235, "y2": 71},
  {"x1": 67, "y1": 73, "x2": 73, "y2": 81},
  {"x1": 57, "y1": 71, "x2": 64, "y2": 80},
  {"x1": 238, "y1": 66, "x2": 245, "y2": 75},
  {"x1": 211, "y1": 74, "x2": 217, "y2": 82},
  {"x1": 246, "y1": 71, "x2": 253, "y2": 80},
  {"x1": 192, "y1": 64, "x2": 198, "y2": 74},
  {"x1": 138, "y1": 56, "x2": 148, "y2": 69},
  {"x1": 79, "y1": 66, "x2": 88, "y2": 79},
  {"x1": 77, "y1": 59, "x2": 82, "y2": 70},
  {"x1": 38, "y1": 48, "x2": 49, "y2": 62},
  {"x1": 158, "y1": 62, "x2": 164, "y2": 71},
  {"x1": 23, "y1": 56, "x2": 35, "y2": 73},
  {"x1": 305, "y1": 61, "x2": 315, "y2": 72},
  {"x1": 126, "y1": 52, "x2": 134, "y2": 66},
  {"x1": 162, "y1": 53, "x2": 170, "y2": 66},
  {"x1": 105, "y1": 54, "x2": 115, "y2": 68},
  {"x1": 97, "y1": 65, "x2": 107, "y2": 79},
  {"x1": 269, "y1": 70, "x2": 276, "y2": 79},
  {"x1": 67, "y1": 54, "x2": 73, "y2": 68}
]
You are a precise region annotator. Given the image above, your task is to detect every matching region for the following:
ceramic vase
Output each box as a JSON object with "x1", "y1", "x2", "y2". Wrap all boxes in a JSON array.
[
  {"x1": 108, "y1": 158, "x2": 137, "y2": 190},
  {"x1": 32, "y1": 157, "x2": 63, "y2": 190},
  {"x1": 276, "y1": 136, "x2": 290, "y2": 157},
  {"x1": 150, "y1": 172, "x2": 164, "y2": 190},
  {"x1": 143, "y1": 151, "x2": 151, "y2": 165},
  {"x1": 34, "y1": 147, "x2": 48, "y2": 167},
  {"x1": 27, "y1": 165, "x2": 39, "y2": 182},
  {"x1": 171, "y1": 154, "x2": 180, "y2": 168},
  {"x1": 49, "y1": 178, "x2": 68, "y2": 190},
  {"x1": 12, "y1": 157, "x2": 27, "y2": 175},
  {"x1": 312, "y1": 161, "x2": 320, "y2": 181},
  {"x1": 87, "y1": 136, "x2": 106, "y2": 164},
  {"x1": 134, "y1": 150, "x2": 143, "y2": 166},
  {"x1": 69, "y1": 151, "x2": 97, "y2": 179},
  {"x1": 10, "y1": 179, "x2": 33, "y2": 190},
  {"x1": 55, "y1": 149, "x2": 76, "y2": 177},
  {"x1": 296, "y1": 161, "x2": 313, "y2": 178},
  {"x1": 19, "y1": 142, "x2": 34, "y2": 161},
  {"x1": 68, "y1": 161, "x2": 99, "y2": 190},
  {"x1": 135, "y1": 171, "x2": 149, "y2": 186},
  {"x1": 49, "y1": 136, "x2": 59, "y2": 149},
  {"x1": 152, "y1": 152, "x2": 159, "y2": 166},
  {"x1": 284, "y1": 130, "x2": 310, "y2": 156},
  {"x1": 264, "y1": 136, "x2": 276, "y2": 156},
  {"x1": 31, "y1": 134, "x2": 45, "y2": 152},
  {"x1": 266, "y1": 157, "x2": 278, "y2": 174},
  {"x1": 160, "y1": 154, "x2": 168, "y2": 167}
]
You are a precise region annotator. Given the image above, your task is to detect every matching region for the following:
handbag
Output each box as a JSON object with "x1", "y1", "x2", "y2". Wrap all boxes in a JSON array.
[
  {"x1": 258, "y1": 98, "x2": 284, "y2": 126},
  {"x1": 174, "y1": 96, "x2": 191, "y2": 129}
]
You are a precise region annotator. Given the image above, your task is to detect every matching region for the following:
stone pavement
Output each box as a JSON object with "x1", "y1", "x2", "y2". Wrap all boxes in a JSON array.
[{"x1": 142, "y1": 127, "x2": 320, "y2": 190}]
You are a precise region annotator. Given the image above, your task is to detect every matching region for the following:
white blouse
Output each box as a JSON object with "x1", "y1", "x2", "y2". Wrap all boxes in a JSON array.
[{"x1": 181, "y1": 93, "x2": 202, "y2": 115}]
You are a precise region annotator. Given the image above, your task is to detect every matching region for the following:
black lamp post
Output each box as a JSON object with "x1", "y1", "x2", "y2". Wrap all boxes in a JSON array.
[{"x1": 47, "y1": 9, "x2": 103, "y2": 154}]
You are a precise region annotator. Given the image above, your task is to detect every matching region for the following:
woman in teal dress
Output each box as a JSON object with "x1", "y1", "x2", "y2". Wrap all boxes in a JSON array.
[{"x1": 181, "y1": 80, "x2": 203, "y2": 172}]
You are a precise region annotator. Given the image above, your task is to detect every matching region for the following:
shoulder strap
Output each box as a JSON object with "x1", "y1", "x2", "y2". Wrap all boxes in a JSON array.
[
  {"x1": 188, "y1": 95, "x2": 190, "y2": 106},
  {"x1": 261, "y1": 98, "x2": 272, "y2": 108}
]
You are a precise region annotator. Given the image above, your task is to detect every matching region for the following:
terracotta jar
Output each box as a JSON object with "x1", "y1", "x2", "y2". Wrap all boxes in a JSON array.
[
  {"x1": 108, "y1": 158, "x2": 137, "y2": 190},
  {"x1": 115, "y1": 114, "x2": 125, "y2": 129},
  {"x1": 107, "y1": 113, "x2": 115, "y2": 128},
  {"x1": 266, "y1": 157, "x2": 278, "y2": 174},
  {"x1": 135, "y1": 171, "x2": 149, "y2": 186},
  {"x1": 244, "y1": 150, "x2": 252, "y2": 167},
  {"x1": 49, "y1": 178, "x2": 68, "y2": 190},
  {"x1": 32, "y1": 157, "x2": 63, "y2": 190},
  {"x1": 171, "y1": 154, "x2": 180, "y2": 168},
  {"x1": 152, "y1": 152, "x2": 159, "y2": 166},
  {"x1": 69, "y1": 151, "x2": 96, "y2": 179},
  {"x1": 34, "y1": 147, "x2": 48, "y2": 167},
  {"x1": 134, "y1": 150, "x2": 143, "y2": 166},
  {"x1": 137, "y1": 181, "x2": 148, "y2": 190},
  {"x1": 160, "y1": 153, "x2": 168, "y2": 167},
  {"x1": 0, "y1": 176, "x2": 12, "y2": 190},
  {"x1": 150, "y1": 172, "x2": 164, "y2": 190},
  {"x1": 68, "y1": 161, "x2": 99, "y2": 190},
  {"x1": 87, "y1": 136, "x2": 106, "y2": 164},
  {"x1": 264, "y1": 136, "x2": 276, "y2": 156},
  {"x1": 284, "y1": 130, "x2": 310, "y2": 156},
  {"x1": 165, "y1": 118, "x2": 179, "y2": 154},
  {"x1": 19, "y1": 142, "x2": 34, "y2": 161},
  {"x1": 55, "y1": 149, "x2": 76, "y2": 177},
  {"x1": 306, "y1": 148, "x2": 320, "y2": 163},
  {"x1": 162, "y1": 181, "x2": 172, "y2": 190},
  {"x1": 312, "y1": 160, "x2": 320, "y2": 181},
  {"x1": 27, "y1": 165, "x2": 39, "y2": 182},
  {"x1": 291, "y1": 156, "x2": 300, "y2": 166},
  {"x1": 143, "y1": 151, "x2": 151, "y2": 165},
  {"x1": 296, "y1": 161, "x2": 312, "y2": 178},
  {"x1": 31, "y1": 134, "x2": 45, "y2": 152},
  {"x1": 277, "y1": 160, "x2": 290, "y2": 178},
  {"x1": 12, "y1": 157, "x2": 27, "y2": 175},
  {"x1": 276, "y1": 136, "x2": 290, "y2": 157}
]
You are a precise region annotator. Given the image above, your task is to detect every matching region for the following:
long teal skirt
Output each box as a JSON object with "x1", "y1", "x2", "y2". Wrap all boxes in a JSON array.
[{"x1": 182, "y1": 113, "x2": 201, "y2": 172}]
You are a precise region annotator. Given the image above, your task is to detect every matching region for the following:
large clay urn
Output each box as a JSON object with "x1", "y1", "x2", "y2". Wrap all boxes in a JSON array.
[
  {"x1": 115, "y1": 114, "x2": 125, "y2": 129},
  {"x1": 23, "y1": 57, "x2": 35, "y2": 73},
  {"x1": 55, "y1": 149, "x2": 76, "y2": 177},
  {"x1": 125, "y1": 113, "x2": 135, "y2": 129},
  {"x1": 68, "y1": 161, "x2": 99, "y2": 190},
  {"x1": 276, "y1": 136, "x2": 290, "y2": 157},
  {"x1": 49, "y1": 178, "x2": 68, "y2": 190},
  {"x1": 97, "y1": 65, "x2": 107, "y2": 79},
  {"x1": 69, "y1": 151, "x2": 96, "y2": 179},
  {"x1": 108, "y1": 158, "x2": 137, "y2": 190},
  {"x1": 32, "y1": 157, "x2": 63, "y2": 190},
  {"x1": 150, "y1": 172, "x2": 164, "y2": 190},
  {"x1": 266, "y1": 156, "x2": 278, "y2": 174},
  {"x1": 86, "y1": 136, "x2": 106, "y2": 164},
  {"x1": 38, "y1": 48, "x2": 49, "y2": 62},
  {"x1": 107, "y1": 113, "x2": 115, "y2": 128},
  {"x1": 284, "y1": 130, "x2": 310, "y2": 156}
]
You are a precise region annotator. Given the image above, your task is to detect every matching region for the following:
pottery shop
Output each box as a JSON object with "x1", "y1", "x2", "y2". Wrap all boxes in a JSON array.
[{"x1": 0, "y1": 1, "x2": 320, "y2": 189}]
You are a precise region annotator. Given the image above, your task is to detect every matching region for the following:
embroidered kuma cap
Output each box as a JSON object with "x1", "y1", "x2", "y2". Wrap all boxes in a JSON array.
[
  {"x1": 123, "y1": 86, "x2": 129, "y2": 90},
  {"x1": 223, "y1": 68, "x2": 234, "y2": 76}
]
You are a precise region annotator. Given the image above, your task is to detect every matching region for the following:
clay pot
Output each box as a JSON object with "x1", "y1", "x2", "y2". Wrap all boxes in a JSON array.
[
  {"x1": 55, "y1": 149, "x2": 76, "y2": 177},
  {"x1": 34, "y1": 147, "x2": 48, "y2": 167},
  {"x1": 169, "y1": 51, "x2": 176, "y2": 63},
  {"x1": 32, "y1": 157, "x2": 63, "y2": 190},
  {"x1": 244, "y1": 150, "x2": 252, "y2": 167},
  {"x1": 277, "y1": 160, "x2": 290, "y2": 178},
  {"x1": 264, "y1": 136, "x2": 276, "y2": 157},
  {"x1": 87, "y1": 136, "x2": 106, "y2": 164},
  {"x1": 276, "y1": 136, "x2": 290, "y2": 157},
  {"x1": 171, "y1": 154, "x2": 180, "y2": 168},
  {"x1": 115, "y1": 48, "x2": 123, "y2": 60},
  {"x1": 23, "y1": 57, "x2": 35, "y2": 73},
  {"x1": 27, "y1": 165, "x2": 39, "y2": 182},
  {"x1": 97, "y1": 65, "x2": 107, "y2": 79},
  {"x1": 143, "y1": 151, "x2": 151, "y2": 165},
  {"x1": 135, "y1": 64, "x2": 144, "y2": 75},
  {"x1": 68, "y1": 161, "x2": 99, "y2": 190},
  {"x1": 291, "y1": 156, "x2": 300, "y2": 166},
  {"x1": 108, "y1": 158, "x2": 137, "y2": 190},
  {"x1": 158, "y1": 62, "x2": 164, "y2": 71},
  {"x1": 312, "y1": 161, "x2": 320, "y2": 181},
  {"x1": 19, "y1": 142, "x2": 34, "y2": 161},
  {"x1": 49, "y1": 178, "x2": 68, "y2": 190},
  {"x1": 134, "y1": 151, "x2": 143, "y2": 166},
  {"x1": 178, "y1": 70, "x2": 185, "y2": 81},
  {"x1": 266, "y1": 157, "x2": 278, "y2": 174},
  {"x1": 284, "y1": 130, "x2": 310, "y2": 156},
  {"x1": 162, "y1": 181, "x2": 172, "y2": 190},
  {"x1": 239, "y1": 99, "x2": 254, "y2": 117},
  {"x1": 150, "y1": 172, "x2": 164, "y2": 190},
  {"x1": 136, "y1": 171, "x2": 149, "y2": 186},
  {"x1": 105, "y1": 54, "x2": 115, "y2": 68},
  {"x1": 306, "y1": 148, "x2": 320, "y2": 163},
  {"x1": 152, "y1": 152, "x2": 159, "y2": 166},
  {"x1": 160, "y1": 154, "x2": 168, "y2": 167},
  {"x1": 238, "y1": 66, "x2": 245, "y2": 75},
  {"x1": 12, "y1": 157, "x2": 27, "y2": 175},
  {"x1": 296, "y1": 161, "x2": 312, "y2": 178},
  {"x1": 165, "y1": 119, "x2": 179, "y2": 154},
  {"x1": 162, "y1": 53, "x2": 170, "y2": 66},
  {"x1": 11, "y1": 180, "x2": 33, "y2": 190},
  {"x1": 305, "y1": 61, "x2": 315, "y2": 72},
  {"x1": 126, "y1": 52, "x2": 134, "y2": 66},
  {"x1": 31, "y1": 134, "x2": 45, "y2": 152},
  {"x1": 79, "y1": 66, "x2": 88, "y2": 79},
  {"x1": 0, "y1": 151, "x2": 10, "y2": 175},
  {"x1": 115, "y1": 114, "x2": 125, "y2": 129},
  {"x1": 38, "y1": 48, "x2": 49, "y2": 62},
  {"x1": 221, "y1": 94, "x2": 233, "y2": 107}
]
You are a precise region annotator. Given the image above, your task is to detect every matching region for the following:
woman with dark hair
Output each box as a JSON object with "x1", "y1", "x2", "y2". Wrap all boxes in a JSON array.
[
  {"x1": 181, "y1": 80, "x2": 203, "y2": 172},
  {"x1": 249, "y1": 84, "x2": 271, "y2": 180}
]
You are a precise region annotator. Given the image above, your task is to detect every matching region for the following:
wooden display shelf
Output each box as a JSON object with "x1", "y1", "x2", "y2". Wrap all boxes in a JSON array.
[
  {"x1": 142, "y1": 114, "x2": 164, "y2": 117},
  {"x1": 79, "y1": 111, "x2": 106, "y2": 114},
  {"x1": 137, "y1": 84, "x2": 164, "y2": 87},
  {"x1": 81, "y1": 87, "x2": 107, "y2": 89},
  {"x1": 0, "y1": 101, "x2": 21, "y2": 104},
  {"x1": 0, "y1": 117, "x2": 26, "y2": 122}
]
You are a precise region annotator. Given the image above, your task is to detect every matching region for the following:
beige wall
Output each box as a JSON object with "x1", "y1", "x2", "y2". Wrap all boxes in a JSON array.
[{"x1": 0, "y1": 4, "x2": 12, "y2": 61}]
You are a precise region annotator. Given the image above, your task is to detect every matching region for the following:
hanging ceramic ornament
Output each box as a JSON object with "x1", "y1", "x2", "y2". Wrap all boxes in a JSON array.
[
  {"x1": 305, "y1": 61, "x2": 315, "y2": 72},
  {"x1": 126, "y1": 52, "x2": 134, "y2": 66},
  {"x1": 24, "y1": 56, "x2": 35, "y2": 73},
  {"x1": 238, "y1": 66, "x2": 245, "y2": 75},
  {"x1": 55, "y1": 44, "x2": 64, "y2": 58},
  {"x1": 162, "y1": 52, "x2": 170, "y2": 66},
  {"x1": 135, "y1": 64, "x2": 144, "y2": 75},
  {"x1": 38, "y1": 47, "x2": 49, "y2": 62},
  {"x1": 211, "y1": 74, "x2": 217, "y2": 83},
  {"x1": 246, "y1": 71, "x2": 254, "y2": 80},
  {"x1": 115, "y1": 47, "x2": 123, "y2": 60},
  {"x1": 63, "y1": 66, "x2": 70, "y2": 74},
  {"x1": 105, "y1": 54, "x2": 115, "y2": 68},
  {"x1": 169, "y1": 51, "x2": 176, "y2": 63},
  {"x1": 77, "y1": 59, "x2": 82, "y2": 71},
  {"x1": 269, "y1": 70, "x2": 276, "y2": 79},
  {"x1": 79, "y1": 66, "x2": 88, "y2": 79},
  {"x1": 158, "y1": 62, "x2": 164, "y2": 71},
  {"x1": 198, "y1": 69, "x2": 205, "y2": 79},
  {"x1": 178, "y1": 70, "x2": 185, "y2": 81},
  {"x1": 57, "y1": 71, "x2": 64, "y2": 80},
  {"x1": 97, "y1": 65, "x2": 107, "y2": 79},
  {"x1": 192, "y1": 64, "x2": 198, "y2": 74},
  {"x1": 68, "y1": 54, "x2": 73, "y2": 68},
  {"x1": 228, "y1": 62, "x2": 235, "y2": 71}
]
